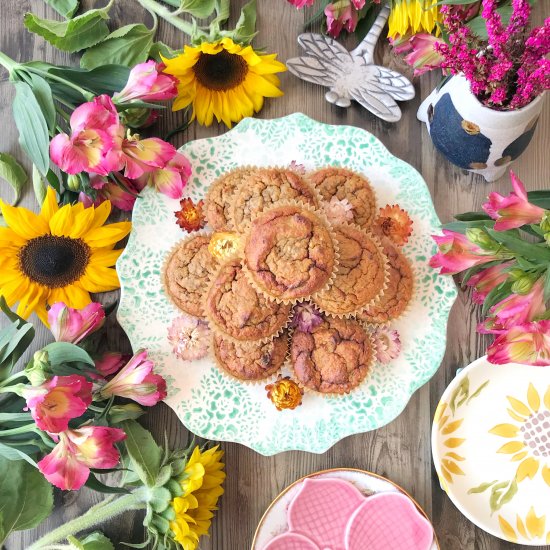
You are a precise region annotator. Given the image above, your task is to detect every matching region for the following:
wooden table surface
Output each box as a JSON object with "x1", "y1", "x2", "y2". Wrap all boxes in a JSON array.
[{"x1": 1, "y1": 1, "x2": 549, "y2": 549}]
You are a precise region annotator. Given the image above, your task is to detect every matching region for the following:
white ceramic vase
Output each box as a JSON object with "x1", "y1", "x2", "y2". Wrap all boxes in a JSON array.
[{"x1": 417, "y1": 74, "x2": 545, "y2": 182}]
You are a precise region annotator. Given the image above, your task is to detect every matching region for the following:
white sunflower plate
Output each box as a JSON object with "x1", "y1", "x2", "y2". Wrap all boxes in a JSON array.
[
  {"x1": 251, "y1": 468, "x2": 439, "y2": 549},
  {"x1": 117, "y1": 113, "x2": 457, "y2": 455},
  {"x1": 432, "y1": 356, "x2": 550, "y2": 545}
]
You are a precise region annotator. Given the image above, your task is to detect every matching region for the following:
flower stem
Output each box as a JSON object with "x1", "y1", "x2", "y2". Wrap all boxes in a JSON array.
[
  {"x1": 0, "y1": 371, "x2": 27, "y2": 388},
  {"x1": 0, "y1": 423, "x2": 37, "y2": 437},
  {"x1": 0, "y1": 50, "x2": 18, "y2": 73},
  {"x1": 29, "y1": 67, "x2": 95, "y2": 102},
  {"x1": 136, "y1": 0, "x2": 195, "y2": 35},
  {"x1": 27, "y1": 491, "x2": 146, "y2": 550}
]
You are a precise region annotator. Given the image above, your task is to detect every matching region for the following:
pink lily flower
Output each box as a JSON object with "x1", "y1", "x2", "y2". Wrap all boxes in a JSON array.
[
  {"x1": 466, "y1": 261, "x2": 513, "y2": 304},
  {"x1": 482, "y1": 171, "x2": 546, "y2": 230},
  {"x1": 287, "y1": 0, "x2": 315, "y2": 7},
  {"x1": 487, "y1": 320, "x2": 550, "y2": 366},
  {"x1": 48, "y1": 302, "x2": 105, "y2": 344},
  {"x1": 134, "y1": 152, "x2": 191, "y2": 199},
  {"x1": 429, "y1": 230, "x2": 501, "y2": 275},
  {"x1": 114, "y1": 61, "x2": 178, "y2": 103},
  {"x1": 94, "y1": 352, "x2": 130, "y2": 377},
  {"x1": 401, "y1": 34, "x2": 445, "y2": 76},
  {"x1": 22, "y1": 375, "x2": 92, "y2": 433},
  {"x1": 38, "y1": 426, "x2": 126, "y2": 490},
  {"x1": 98, "y1": 349, "x2": 167, "y2": 406},
  {"x1": 479, "y1": 277, "x2": 546, "y2": 334},
  {"x1": 50, "y1": 95, "x2": 122, "y2": 175},
  {"x1": 325, "y1": 1, "x2": 366, "y2": 38}
]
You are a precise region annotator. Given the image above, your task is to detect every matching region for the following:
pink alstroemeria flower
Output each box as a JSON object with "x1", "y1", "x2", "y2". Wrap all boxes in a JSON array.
[
  {"x1": 113, "y1": 61, "x2": 178, "y2": 103},
  {"x1": 466, "y1": 261, "x2": 513, "y2": 304},
  {"x1": 23, "y1": 375, "x2": 92, "y2": 433},
  {"x1": 48, "y1": 302, "x2": 105, "y2": 344},
  {"x1": 98, "y1": 349, "x2": 167, "y2": 406},
  {"x1": 429, "y1": 230, "x2": 501, "y2": 275},
  {"x1": 401, "y1": 34, "x2": 445, "y2": 76},
  {"x1": 88, "y1": 173, "x2": 140, "y2": 211},
  {"x1": 487, "y1": 320, "x2": 550, "y2": 366},
  {"x1": 50, "y1": 95, "x2": 121, "y2": 175},
  {"x1": 134, "y1": 152, "x2": 191, "y2": 199},
  {"x1": 325, "y1": 0, "x2": 365, "y2": 38},
  {"x1": 482, "y1": 171, "x2": 546, "y2": 230},
  {"x1": 287, "y1": 0, "x2": 315, "y2": 7},
  {"x1": 94, "y1": 352, "x2": 130, "y2": 377},
  {"x1": 38, "y1": 426, "x2": 126, "y2": 490},
  {"x1": 479, "y1": 278, "x2": 546, "y2": 334}
]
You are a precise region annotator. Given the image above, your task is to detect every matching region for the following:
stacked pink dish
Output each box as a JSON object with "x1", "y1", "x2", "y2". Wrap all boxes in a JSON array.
[{"x1": 263, "y1": 478, "x2": 434, "y2": 550}]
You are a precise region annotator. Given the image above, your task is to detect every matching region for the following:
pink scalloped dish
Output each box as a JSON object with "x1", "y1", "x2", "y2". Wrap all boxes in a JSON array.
[{"x1": 262, "y1": 478, "x2": 434, "y2": 550}]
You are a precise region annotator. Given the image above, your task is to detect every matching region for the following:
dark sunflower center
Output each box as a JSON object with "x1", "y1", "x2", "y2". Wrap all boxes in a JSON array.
[
  {"x1": 193, "y1": 50, "x2": 248, "y2": 91},
  {"x1": 19, "y1": 235, "x2": 90, "y2": 288}
]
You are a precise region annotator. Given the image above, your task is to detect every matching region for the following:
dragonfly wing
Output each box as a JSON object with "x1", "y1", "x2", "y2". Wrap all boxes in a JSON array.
[
  {"x1": 349, "y1": 84, "x2": 402, "y2": 122},
  {"x1": 368, "y1": 65, "x2": 415, "y2": 101}
]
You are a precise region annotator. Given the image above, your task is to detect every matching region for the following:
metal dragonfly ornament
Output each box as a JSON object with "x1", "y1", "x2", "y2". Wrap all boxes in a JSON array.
[{"x1": 287, "y1": 4, "x2": 415, "y2": 122}]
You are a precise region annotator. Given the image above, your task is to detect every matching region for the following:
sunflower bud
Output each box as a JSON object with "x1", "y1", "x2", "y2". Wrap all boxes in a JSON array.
[
  {"x1": 466, "y1": 228, "x2": 498, "y2": 251},
  {"x1": 66, "y1": 174, "x2": 81, "y2": 192},
  {"x1": 25, "y1": 349, "x2": 51, "y2": 386},
  {"x1": 511, "y1": 276, "x2": 535, "y2": 295}
]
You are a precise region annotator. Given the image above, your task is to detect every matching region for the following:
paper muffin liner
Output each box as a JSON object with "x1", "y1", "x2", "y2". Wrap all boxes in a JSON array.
[
  {"x1": 305, "y1": 165, "x2": 379, "y2": 231},
  {"x1": 204, "y1": 165, "x2": 260, "y2": 231},
  {"x1": 312, "y1": 224, "x2": 390, "y2": 319},
  {"x1": 358, "y1": 242, "x2": 416, "y2": 326},
  {"x1": 161, "y1": 229, "x2": 216, "y2": 318},
  {"x1": 287, "y1": 317, "x2": 375, "y2": 399},
  {"x1": 202, "y1": 257, "x2": 294, "y2": 346},
  {"x1": 209, "y1": 331, "x2": 287, "y2": 386},
  {"x1": 241, "y1": 199, "x2": 341, "y2": 307},
  {"x1": 228, "y1": 166, "x2": 324, "y2": 234}
]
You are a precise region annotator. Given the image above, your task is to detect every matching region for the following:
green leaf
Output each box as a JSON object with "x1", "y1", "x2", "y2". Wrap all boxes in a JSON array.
[
  {"x1": 12, "y1": 81, "x2": 50, "y2": 175},
  {"x1": 80, "y1": 24, "x2": 155, "y2": 71},
  {"x1": 467, "y1": 6, "x2": 512, "y2": 39},
  {"x1": 227, "y1": 0, "x2": 257, "y2": 45},
  {"x1": 121, "y1": 420, "x2": 162, "y2": 487},
  {"x1": 44, "y1": 0, "x2": 80, "y2": 18},
  {"x1": 0, "y1": 442, "x2": 38, "y2": 468},
  {"x1": 23, "y1": 6, "x2": 111, "y2": 53},
  {"x1": 489, "y1": 479, "x2": 518, "y2": 513},
  {"x1": 42, "y1": 341, "x2": 94, "y2": 366},
  {"x1": 468, "y1": 480, "x2": 498, "y2": 494},
  {"x1": 449, "y1": 376, "x2": 469, "y2": 414},
  {"x1": 28, "y1": 73, "x2": 57, "y2": 133},
  {"x1": 0, "y1": 457, "x2": 53, "y2": 544},
  {"x1": 467, "y1": 380, "x2": 490, "y2": 403},
  {"x1": 149, "y1": 41, "x2": 181, "y2": 62},
  {"x1": 178, "y1": 0, "x2": 216, "y2": 17},
  {"x1": 455, "y1": 211, "x2": 492, "y2": 222},
  {"x1": 443, "y1": 220, "x2": 495, "y2": 234},
  {"x1": 487, "y1": 229, "x2": 550, "y2": 262},
  {"x1": 49, "y1": 65, "x2": 131, "y2": 96},
  {"x1": 482, "y1": 281, "x2": 513, "y2": 315},
  {"x1": 85, "y1": 473, "x2": 130, "y2": 494},
  {"x1": 32, "y1": 164, "x2": 47, "y2": 206},
  {"x1": 68, "y1": 532, "x2": 115, "y2": 550},
  {"x1": 544, "y1": 267, "x2": 550, "y2": 302},
  {"x1": 0, "y1": 153, "x2": 28, "y2": 206}
]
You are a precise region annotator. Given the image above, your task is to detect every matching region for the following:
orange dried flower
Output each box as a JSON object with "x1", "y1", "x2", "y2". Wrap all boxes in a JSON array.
[
  {"x1": 265, "y1": 375, "x2": 304, "y2": 411},
  {"x1": 175, "y1": 198, "x2": 206, "y2": 232},
  {"x1": 375, "y1": 204, "x2": 413, "y2": 246},
  {"x1": 208, "y1": 232, "x2": 242, "y2": 260}
]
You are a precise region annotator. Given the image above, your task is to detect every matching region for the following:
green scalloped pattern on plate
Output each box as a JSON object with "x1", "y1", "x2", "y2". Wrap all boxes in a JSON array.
[{"x1": 117, "y1": 113, "x2": 457, "y2": 455}]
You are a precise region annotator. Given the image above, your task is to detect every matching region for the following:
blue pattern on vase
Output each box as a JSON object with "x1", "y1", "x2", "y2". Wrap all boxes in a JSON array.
[
  {"x1": 502, "y1": 118, "x2": 539, "y2": 160},
  {"x1": 429, "y1": 93, "x2": 492, "y2": 169}
]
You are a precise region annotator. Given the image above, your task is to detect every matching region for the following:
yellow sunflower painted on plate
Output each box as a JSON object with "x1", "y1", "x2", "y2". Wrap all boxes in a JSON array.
[
  {"x1": 498, "y1": 507, "x2": 550, "y2": 544},
  {"x1": 434, "y1": 401, "x2": 466, "y2": 487},
  {"x1": 490, "y1": 383, "x2": 550, "y2": 487},
  {"x1": 161, "y1": 37, "x2": 286, "y2": 128},
  {"x1": 0, "y1": 188, "x2": 131, "y2": 324}
]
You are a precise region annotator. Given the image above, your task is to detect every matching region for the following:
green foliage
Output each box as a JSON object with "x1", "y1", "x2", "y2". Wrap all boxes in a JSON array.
[
  {"x1": 42, "y1": 341, "x2": 95, "y2": 367},
  {"x1": 0, "y1": 153, "x2": 28, "y2": 206},
  {"x1": 226, "y1": 0, "x2": 258, "y2": 44},
  {"x1": 68, "y1": 532, "x2": 115, "y2": 550},
  {"x1": 467, "y1": 5, "x2": 513, "y2": 38},
  {"x1": 0, "y1": 457, "x2": 54, "y2": 546},
  {"x1": 121, "y1": 420, "x2": 162, "y2": 487},
  {"x1": 49, "y1": 64, "x2": 131, "y2": 96},
  {"x1": 178, "y1": 0, "x2": 217, "y2": 18},
  {"x1": 44, "y1": 0, "x2": 80, "y2": 19}
]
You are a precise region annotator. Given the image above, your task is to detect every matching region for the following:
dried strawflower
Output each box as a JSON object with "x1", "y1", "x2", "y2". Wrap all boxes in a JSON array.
[
  {"x1": 292, "y1": 303, "x2": 323, "y2": 333},
  {"x1": 175, "y1": 198, "x2": 206, "y2": 232},
  {"x1": 168, "y1": 314, "x2": 210, "y2": 361},
  {"x1": 375, "y1": 205, "x2": 413, "y2": 246},
  {"x1": 324, "y1": 196, "x2": 354, "y2": 225},
  {"x1": 371, "y1": 327, "x2": 401, "y2": 364},
  {"x1": 266, "y1": 375, "x2": 304, "y2": 411},
  {"x1": 208, "y1": 232, "x2": 242, "y2": 260}
]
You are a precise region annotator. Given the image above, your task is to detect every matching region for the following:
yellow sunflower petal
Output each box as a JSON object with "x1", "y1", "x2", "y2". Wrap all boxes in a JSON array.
[
  {"x1": 80, "y1": 265, "x2": 120, "y2": 292},
  {"x1": 507, "y1": 396, "x2": 531, "y2": 418},
  {"x1": 82, "y1": 222, "x2": 131, "y2": 248},
  {"x1": 69, "y1": 207, "x2": 97, "y2": 239},
  {"x1": 526, "y1": 507, "x2": 545, "y2": 538},
  {"x1": 507, "y1": 408, "x2": 527, "y2": 423},
  {"x1": 544, "y1": 385, "x2": 550, "y2": 411},
  {"x1": 489, "y1": 423, "x2": 520, "y2": 438},
  {"x1": 16, "y1": 283, "x2": 47, "y2": 320},
  {"x1": 542, "y1": 465, "x2": 550, "y2": 488},
  {"x1": 0, "y1": 200, "x2": 49, "y2": 240},
  {"x1": 0, "y1": 226, "x2": 27, "y2": 248},
  {"x1": 442, "y1": 419, "x2": 464, "y2": 434},
  {"x1": 511, "y1": 450, "x2": 529, "y2": 462},
  {"x1": 527, "y1": 383, "x2": 540, "y2": 413},
  {"x1": 48, "y1": 204, "x2": 76, "y2": 237},
  {"x1": 497, "y1": 441, "x2": 526, "y2": 454},
  {"x1": 48, "y1": 284, "x2": 91, "y2": 310},
  {"x1": 516, "y1": 516, "x2": 528, "y2": 539},
  {"x1": 442, "y1": 459, "x2": 465, "y2": 476},
  {"x1": 516, "y1": 457, "x2": 539, "y2": 481},
  {"x1": 0, "y1": 277, "x2": 29, "y2": 308},
  {"x1": 498, "y1": 516, "x2": 517, "y2": 542},
  {"x1": 434, "y1": 402, "x2": 447, "y2": 425},
  {"x1": 40, "y1": 186, "x2": 59, "y2": 222},
  {"x1": 89, "y1": 201, "x2": 112, "y2": 231},
  {"x1": 90, "y1": 248, "x2": 123, "y2": 267},
  {"x1": 444, "y1": 437, "x2": 465, "y2": 448}
]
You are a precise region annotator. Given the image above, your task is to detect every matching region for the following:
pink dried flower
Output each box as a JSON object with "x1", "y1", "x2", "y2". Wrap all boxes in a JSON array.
[
  {"x1": 324, "y1": 196, "x2": 354, "y2": 225},
  {"x1": 292, "y1": 303, "x2": 323, "y2": 333},
  {"x1": 168, "y1": 314, "x2": 210, "y2": 361},
  {"x1": 289, "y1": 160, "x2": 306, "y2": 175},
  {"x1": 371, "y1": 327, "x2": 401, "y2": 364}
]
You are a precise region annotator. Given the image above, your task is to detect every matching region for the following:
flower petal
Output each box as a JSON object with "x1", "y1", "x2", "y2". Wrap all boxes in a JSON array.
[
  {"x1": 516, "y1": 457, "x2": 539, "y2": 481},
  {"x1": 83, "y1": 222, "x2": 132, "y2": 248},
  {"x1": 497, "y1": 441, "x2": 525, "y2": 454},
  {"x1": 527, "y1": 383, "x2": 540, "y2": 413},
  {"x1": 489, "y1": 423, "x2": 520, "y2": 438},
  {"x1": 0, "y1": 200, "x2": 49, "y2": 239}
]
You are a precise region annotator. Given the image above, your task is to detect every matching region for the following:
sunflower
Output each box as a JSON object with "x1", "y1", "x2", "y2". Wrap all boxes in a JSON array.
[
  {"x1": 498, "y1": 507, "x2": 550, "y2": 544},
  {"x1": 388, "y1": 0, "x2": 441, "y2": 39},
  {"x1": 162, "y1": 37, "x2": 286, "y2": 128},
  {"x1": 0, "y1": 188, "x2": 131, "y2": 324},
  {"x1": 169, "y1": 445, "x2": 225, "y2": 550},
  {"x1": 490, "y1": 383, "x2": 550, "y2": 487}
]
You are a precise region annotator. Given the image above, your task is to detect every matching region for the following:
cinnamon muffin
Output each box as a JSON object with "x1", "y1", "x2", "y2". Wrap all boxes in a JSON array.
[
  {"x1": 314, "y1": 224, "x2": 387, "y2": 316},
  {"x1": 213, "y1": 332, "x2": 288, "y2": 380},
  {"x1": 230, "y1": 168, "x2": 318, "y2": 232},
  {"x1": 204, "y1": 259, "x2": 291, "y2": 341},
  {"x1": 291, "y1": 316, "x2": 373, "y2": 394},
  {"x1": 358, "y1": 237, "x2": 413, "y2": 324},
  {"x1": 163, "y1": 234, "x2": 217, "y2": 317},
  {"x1": 309, "y1": 167, "x2": 376, "y2": 228},
  {"x1": 204, "y1": 167, "x2": 256, "y2": 231},
  {"x1": 244, "y1": 205, "x2": 336, "y2": 303}
]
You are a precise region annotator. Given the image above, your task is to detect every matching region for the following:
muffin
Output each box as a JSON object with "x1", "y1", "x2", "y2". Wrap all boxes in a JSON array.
[
  {"x1": 314, "y1": 224, "x2": 387, "y2": 316},
  {"x1": 204, "y1": 167, "x2": 256, "y2": 231},
  {"x1": 309, "y1": 167, "x2": 376, "y2": 228},
  {"x1": 163, "y1": 234, "x2": 217, "y2": 317},
  {"x1": 358, "y1": 237, "x2": 413, "y2": 324},
  {"x1": 291, "y1": 316, "x2": 373, "y2": 394},
  {"x1": 244, "y1": 205, "x2": 336, "y2": 303},
  {"x1": 213, "y1": 332, "x2": 288, "y2": 381},
  {"x1": 204, "y1": 259, "x2": 291, "y2": 341},
  {"x1": 230, "y1": 168, "x2": 318, "y2": 232}
]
